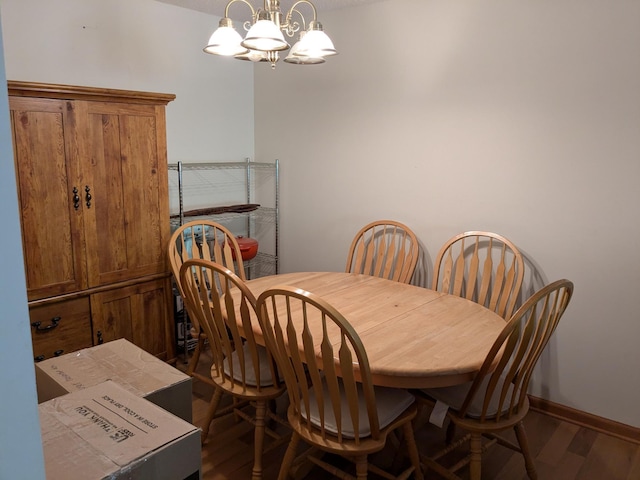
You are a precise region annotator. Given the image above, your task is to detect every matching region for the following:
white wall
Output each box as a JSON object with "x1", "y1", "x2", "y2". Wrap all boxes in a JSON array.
[
  {"x1": 255, "y1": 0, "x2": 640, "y2": 427},
  {"x1": 0, "y1": 12, "x2": 45, "y2": 480},
  {"x1": 1, "y1": 0, "x2": 255, "y2": 162}
]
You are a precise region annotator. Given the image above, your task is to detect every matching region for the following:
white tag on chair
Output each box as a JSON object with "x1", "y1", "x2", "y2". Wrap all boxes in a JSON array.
[{"x1": 429, "y1": 400, "x2": 449, "y2": 428}]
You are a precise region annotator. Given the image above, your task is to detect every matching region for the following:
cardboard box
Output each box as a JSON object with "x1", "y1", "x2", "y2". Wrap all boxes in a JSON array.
[
  {"x1": 35, "y1": 338, "x2": 192, "y2": 422},
  {"x1": 40, "y1": 380, "x2": 201, "y2": 480}
]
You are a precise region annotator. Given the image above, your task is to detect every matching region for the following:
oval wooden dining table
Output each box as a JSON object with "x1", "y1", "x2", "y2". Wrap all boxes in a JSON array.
[{"x1": 236, "y1": 271, "x2": 506, "y2": 389}]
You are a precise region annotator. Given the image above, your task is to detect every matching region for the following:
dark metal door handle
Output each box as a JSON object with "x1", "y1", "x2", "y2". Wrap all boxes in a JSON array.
[
  {"x1": 72, "y1": 187, "x2": 80, "y2": 210},
  {"x1": 31, "y1": 316, "x2": 61, "y2": 332}
]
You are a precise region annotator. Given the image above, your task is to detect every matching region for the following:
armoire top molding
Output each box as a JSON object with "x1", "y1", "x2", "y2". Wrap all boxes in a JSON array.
[{"x1": 7, "y1": 80, "x2": 176, "y2": 105}]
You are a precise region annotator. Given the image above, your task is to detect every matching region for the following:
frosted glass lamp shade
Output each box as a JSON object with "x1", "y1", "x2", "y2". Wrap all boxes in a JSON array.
[
  {"x1": 241, "y1": 19, "x2": 290, "y2": 52},
  {"x1": 294, "y1": 29, "x2": 337, "y2": 57},
  {"x1": 285, "y1": 36, "x2": 326, "y2": 64},
  {"x1": 204, "y1": 20, "x2": 248, "y2": 56}
]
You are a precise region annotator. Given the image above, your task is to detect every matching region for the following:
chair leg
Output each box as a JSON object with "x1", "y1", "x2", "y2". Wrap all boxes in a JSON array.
[
  {"x1": 355, "y1": 455, "x2": 368, "y2": 480},
  {"x1": 469, "y1": 432, "x2": 482, "y2": 480},
  {"x1": 186, "y1": 334, "x2": 205, "y2": 377},
  {"x1": 278, "y1": 432, "x2": 300, "y2": 480},
  {"x1": 251, "y1": 401, "x2": 267, "y2": 480},
  {"x1": 403, "y1": 421, "x2": 424, "y2": 480},
  {"x1": 201, "y1": 387, "x2": 223, "y2": 443},
  {"x1": 514, "y1": 421, "x2": 538, "y2": 480}
]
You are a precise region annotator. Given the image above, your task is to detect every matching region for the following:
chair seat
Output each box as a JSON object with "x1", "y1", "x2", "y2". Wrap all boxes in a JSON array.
[
  {"x1": 306, "y1": 378, "x2": 415, "y2": 438},
  {"x1": 220, "y1": 343, "x2": 281, "y2": 387}
]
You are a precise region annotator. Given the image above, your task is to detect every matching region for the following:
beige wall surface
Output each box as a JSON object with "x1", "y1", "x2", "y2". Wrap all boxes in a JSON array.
[{"x1": 254, "y1": 0, "x2": 640, "y2": 427}]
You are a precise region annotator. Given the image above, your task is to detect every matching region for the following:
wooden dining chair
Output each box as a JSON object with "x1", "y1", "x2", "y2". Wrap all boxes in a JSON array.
[
  {"x1": 412, "y1": 279, "x2": 574, "y2": 480},
  {"x1": 432, "y1": 231, "x2": 525, "y2": 320},
  {"x1": 256, "y1": 286, "x2": 424, "y2": 480},
  {"x1": 346, "y1": 220, "x2": 419, "y2": 284},
  {"x1": 168, "y1": 220, "x2": 246, "y2": 384},
  {"x1": 179, "y1": 258, "x2": 288, "y2": 480}
]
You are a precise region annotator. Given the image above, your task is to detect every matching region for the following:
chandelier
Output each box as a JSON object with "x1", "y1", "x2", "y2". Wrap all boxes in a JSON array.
[{"x1": 203, "y1": 0, "x2": 338, "y2": 68}]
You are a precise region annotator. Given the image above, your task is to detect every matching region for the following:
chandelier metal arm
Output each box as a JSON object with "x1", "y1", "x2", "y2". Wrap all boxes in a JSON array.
[
  {"x1": 284, "y1": 0, "x2": 318, "y2": 29},
  {"x1": 223, "y1": 0, "x2": 258, "y2": 22},
  {"x1": 282, "y1": 7, "x2": 306, "y2": 37}
]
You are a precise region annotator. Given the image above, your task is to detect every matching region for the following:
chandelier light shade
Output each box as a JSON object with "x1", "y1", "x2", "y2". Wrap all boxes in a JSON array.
[
  {"x1": 293, "y1": 21, "x2": 337, "y2": 57},
  {"x1": 204, "y1": 18, "x2": 248, "y2": 56},
  {"x1": 284, "y1": 31, "x2": 325, "y2": 64},
  {"x1": 242, "y1": 17, "x2": 290, "y2": 51},
  {"x1": 203, "y1": 0, "x2": 338, "y2": 68}
]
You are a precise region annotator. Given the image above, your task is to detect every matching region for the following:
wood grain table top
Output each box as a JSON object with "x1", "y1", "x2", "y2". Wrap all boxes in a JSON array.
[{"x1": 242, "y1": 272, "x2": 506, "y2": 389}]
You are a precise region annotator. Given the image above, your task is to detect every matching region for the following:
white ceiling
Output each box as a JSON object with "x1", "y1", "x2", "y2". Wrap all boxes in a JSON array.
[{"x1": 156, "y1": 0, "x2": 384, "y2": 18}]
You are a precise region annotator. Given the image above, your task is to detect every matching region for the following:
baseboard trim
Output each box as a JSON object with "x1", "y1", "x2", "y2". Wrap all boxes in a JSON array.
[{"x1": 528, "y1": 395, "x2": 640, "y2": 445}]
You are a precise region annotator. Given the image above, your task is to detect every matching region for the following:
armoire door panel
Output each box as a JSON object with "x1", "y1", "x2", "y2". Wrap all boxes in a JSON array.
[
  {"x1": 83, "y1": 102, "x2": 169, "y2": 287},
  {"x1": 85, "y1": 110, "x2": 127, "y2": 282},
  {"x1": 90, "y1": 278, "x2": 171, "y2": 359},
  {"x1": 9, "y1": 97, "x2": 87, "y2": 300},
  {"x1": 120, "y1": 114, "x2": 165, "y2": 270}
]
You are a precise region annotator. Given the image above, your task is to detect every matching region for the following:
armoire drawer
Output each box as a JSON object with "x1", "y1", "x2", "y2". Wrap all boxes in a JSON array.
[{"x1": 29, "y1": 297, "x2": 93, "y2": 362}]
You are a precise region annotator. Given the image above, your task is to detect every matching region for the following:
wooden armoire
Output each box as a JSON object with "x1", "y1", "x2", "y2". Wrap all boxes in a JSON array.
[{"x1": 8, "y1": 81, "x2": 176, "y2": 362}]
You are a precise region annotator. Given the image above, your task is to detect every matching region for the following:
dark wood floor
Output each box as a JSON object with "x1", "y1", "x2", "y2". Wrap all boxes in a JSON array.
[{"x1": 178, "y1": 349, "x2": 640, "y2": 480}]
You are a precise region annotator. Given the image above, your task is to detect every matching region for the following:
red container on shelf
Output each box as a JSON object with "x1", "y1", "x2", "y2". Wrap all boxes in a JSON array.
[{"x1": 233, "y1": 236, "x2": 259, "y2": 261}]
